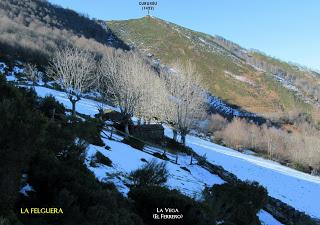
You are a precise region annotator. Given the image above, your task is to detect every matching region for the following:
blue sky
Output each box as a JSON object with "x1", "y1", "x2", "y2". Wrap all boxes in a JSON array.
[{"x1": 48, "y1": 0, "x2": 320, "y2": 70}]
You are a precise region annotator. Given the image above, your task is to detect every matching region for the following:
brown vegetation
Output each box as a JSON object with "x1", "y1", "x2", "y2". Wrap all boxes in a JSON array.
[
  {"x1": 210, "y1": 115, "x2": 320, "y2": 173},
  {"x1": 0, "y1": 0, "x2": 127, "y2": 65}
]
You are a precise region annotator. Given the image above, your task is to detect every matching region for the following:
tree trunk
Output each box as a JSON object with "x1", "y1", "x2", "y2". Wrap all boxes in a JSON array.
[
  {"x1": 51, "y1": 108, "x2": 56, "y2": 121},
  {"x1": 71, "y1": 100, "x2": 76, "y2": 116},
  {"x1": 98, "y1": 108, "x2": 104, "y2": 121},
  {"x1": 181, "y1": 134, "x2": 186, "y2": 145},
  {"x1": 110, "y1": 126, "x2": 113, "y2": 139},
  {"x1": 124, "y1": 122, "x2": 130, "y2": 135},
  {"x1": 69, "y1": 96, "x2": 80, "y2": 116},
  {"x1": 173, "y1": 130, "x2": 178, "y2": 142}
]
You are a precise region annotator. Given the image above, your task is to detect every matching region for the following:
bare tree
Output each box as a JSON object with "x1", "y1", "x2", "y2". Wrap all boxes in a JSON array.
[
  {"x1": 208, "y1": 114, "x2": 228, "y2": 132},
  {"x1": 136, "y1": 69, "x2": 173, "y2": 125},
  {"x1": 98, "y1": 50, "x2": 151, "y2": 134},
  {"x1": 47, "y1": 46, "x2": 96, "y2": 116},
  {"x1": 24, "y1": 63, "x2": 38, "y2": 87},
  {"x1": 162, "y1": 61, "x2": 207, "y2": 145}
]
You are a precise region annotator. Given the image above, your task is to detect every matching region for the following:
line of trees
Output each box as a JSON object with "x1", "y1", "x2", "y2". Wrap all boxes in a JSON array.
[
  {"x1": 47, "y1": 46, "x2": 207, "y2": 145},
  {"x1": 24, "y1": 63, "x2": 39, "y2": 87}
]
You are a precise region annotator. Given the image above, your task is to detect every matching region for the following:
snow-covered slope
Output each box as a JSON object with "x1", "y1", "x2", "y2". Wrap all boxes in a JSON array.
[
  {"x1": 164, "y1": 129, "x2": 320, "y2": 218},
  {"x1": 258, "y1": 210, "x2": 283, "y2": 225},
  {"x1": 207, "y1": 94, "x2": 257, "y2": 118},
  {"x1": 31, "y1": 84, "x2": 320, "y2": 219},
  {"x1": 86, "y1": 136, "x2": 224, "y2": 198},
  {"x1": 34, "y1": 86, "x2": 114, "y2": 116},
  {"x1": 34, "y1": 86, "x2": 225, "y2": 196}
]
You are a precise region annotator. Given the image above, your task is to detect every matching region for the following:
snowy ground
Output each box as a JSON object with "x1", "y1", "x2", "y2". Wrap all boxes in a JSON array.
[
  {"x1": 85, "y1": 133, "x2": 224, "y2": 198},
  {"x1": 258, "y1": 210, "x2": 283, "y2": 225},
  {"x1": 207, "y1": 93, "x2": 257, "y2": 118},
  {"x1": 164, "y1": 129, "x2": 320, "y2": 218},
  {"x1": 34, "y1": 86, "x2": 117, "y2": 116}
]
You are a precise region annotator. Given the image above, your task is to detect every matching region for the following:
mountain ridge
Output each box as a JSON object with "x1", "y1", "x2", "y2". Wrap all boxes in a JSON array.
[{"x1": 106, "y1": 16, "x2": 320, "y2": 119}]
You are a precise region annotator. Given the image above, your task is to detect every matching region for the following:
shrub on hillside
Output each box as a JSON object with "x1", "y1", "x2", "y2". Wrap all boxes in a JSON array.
[
  {"x1": 215, "y1": 118, "x2": 251, "y2": 149},
  {"x1": 197, "y1": 154, "x2": 207, "y2": 166},
  {"x1": 91, "y1": 151, "x2": 112, "y2": 167},
  {"x1": 122, "y1": 136, "x2": 145, "y2": 150},
  {"x1": 0, "y1": 76, "x2": 46, "y2": 217},
  {"x1": 38, "y1": 95, "x2": 65, "y2": 120},
  {"x1": 129, "y1": 185, "x2": 215, "y2": 225},
  {"x1": 129, "y1": 160, "x2": 168, "y2": 187},
  {"x1": 73, "y1": 118, "x2": 105, "y2": 147},
  {"x1": 203, "y1": 181, "x2": 268, "y2": 225},
  {"x1": 165, "y1": 137, "x2": 193, "y2": 154},
  {"x1": 152, "y1": 152, "x2": 169, "y2": 160},
  {"x1": 208, "y1": 114, "x2": 228, "y2": 132}
]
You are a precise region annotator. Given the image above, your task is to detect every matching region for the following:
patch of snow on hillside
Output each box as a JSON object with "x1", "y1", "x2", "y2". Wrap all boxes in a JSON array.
[
  {"x1": 34, "y1": 86, "x2": 117, "y2": 116},
  {"x1": 13, "y1": 66, "x2": 24, "y2": 74},
  {"x1": 85, "y1": 133, "x2": 224, "y2": 197},
  {"x1": 225, "y1": 70, "x2": 255, "y2": 86},
  {"x1": 207, "y1": 94, "x2": 257, "y2": 118},
  {"x1": 274, "y1": 75, "x2": 298, "y2": 92},
  {"x1": 6, "y1": 73, "x2": 17, "y2": 82},
  {"x1": 198, "y1": 37, "x2": 207, "y2": 44},
  {"x1": 20, "y1": 184, "x2": 35, "y2": 197},
  {"x1": 258, "y1": 210, "x2": 283, "y2": 225},
  {"x1": 2, "y1": 64, "x2": 25, "y2": 82},
  {"x1": 0, "y1": 62, "x2": 7, "y2": 73}
]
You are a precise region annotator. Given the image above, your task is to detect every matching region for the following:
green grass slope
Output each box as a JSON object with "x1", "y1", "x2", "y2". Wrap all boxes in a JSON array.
[{"x1": 107, "y1": 16, "x2": 313, "y2": 116}]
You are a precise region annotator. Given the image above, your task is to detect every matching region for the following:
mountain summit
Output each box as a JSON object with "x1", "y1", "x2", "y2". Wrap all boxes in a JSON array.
[{"x1": 107, "y1": 16, "x2": 319, "y2": 117}]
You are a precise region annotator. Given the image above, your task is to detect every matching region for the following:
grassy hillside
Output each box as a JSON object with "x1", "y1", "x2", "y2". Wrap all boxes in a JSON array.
[
  {"x1": 107, "y1": 16, "x2": 314, "y2": 116},
  {"x1": 0, "y1": 0, "x2": 128, "y2": 65}
]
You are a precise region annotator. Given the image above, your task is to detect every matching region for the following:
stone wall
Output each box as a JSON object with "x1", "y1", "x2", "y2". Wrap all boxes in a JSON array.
[{"x1": 130, "y1": 124, "x2": 164, "y2": 141}]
